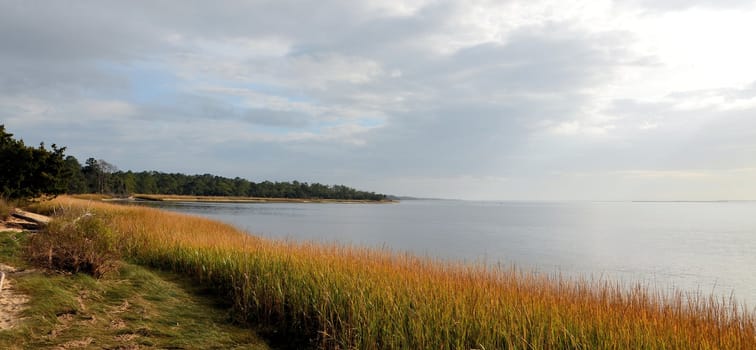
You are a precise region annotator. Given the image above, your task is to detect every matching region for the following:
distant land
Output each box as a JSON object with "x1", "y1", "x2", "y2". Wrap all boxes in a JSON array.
[
  {"x1": 62, "y1": 157, "x2": 389, "y2": 202},
  {"x1": 126, "y1": 194, "x2": 394, "y2": 204},
  {"x1": 0, "y1": 125, "x2": 388, "y2": 202}
]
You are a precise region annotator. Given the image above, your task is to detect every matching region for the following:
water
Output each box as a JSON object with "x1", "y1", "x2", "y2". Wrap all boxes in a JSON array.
[{"x1": 135, "y1": 199, "x2": 756, "y2": 307}]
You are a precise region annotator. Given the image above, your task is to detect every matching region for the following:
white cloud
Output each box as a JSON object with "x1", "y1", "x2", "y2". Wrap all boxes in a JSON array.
[
  {"x1": 1, "y1": 97, "x2": 137, "y2": 125},
  {"x1": 638, "y1": 121, "x2": 659, "y2": 130},
  {"x1": 0, "y1": 96, "x2": 51, "y2": 123},
  {"x1": 79, "y1": 100, "x2": 137, "y2": 117},
  {"x1": 3, "y1": 1, "x2": 756, "y2": 199},
  {"x1": 307, "y1": 55, "x2": 384, "y2": 84},
  {"x1": 172, "y1": 45, "x2": 389, "y2": 91},
  {"x1": 547, "y1": 120, "x2": 616, "y2": 136}
]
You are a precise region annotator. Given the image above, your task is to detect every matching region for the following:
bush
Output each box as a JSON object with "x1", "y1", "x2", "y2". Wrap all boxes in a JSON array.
[{"x1": 26, "y1": 211, "x2": 120, "y2": 278}]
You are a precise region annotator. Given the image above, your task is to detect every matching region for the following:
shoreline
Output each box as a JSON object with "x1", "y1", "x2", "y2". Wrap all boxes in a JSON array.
[
  {"x1": 103, "y1": 194, "x2": 397, "y2": 204},
  {"x1": 16, "y1": 196, "x2": 756, "y2": 348}
]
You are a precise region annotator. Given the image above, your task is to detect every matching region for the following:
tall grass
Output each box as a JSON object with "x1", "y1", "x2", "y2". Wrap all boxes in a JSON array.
[
  {"x1": 26, "y1": 210, "x2": 121, "y2": 278},
  {"x1": 30, "y1": 197, "x2": 756, "y2": 349},
  {"x1": 0, "y1": 197, "x2": 13, "y2": 221}
]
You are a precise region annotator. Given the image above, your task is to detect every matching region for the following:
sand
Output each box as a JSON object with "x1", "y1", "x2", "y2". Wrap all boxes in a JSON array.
[{"x1": 0, "y1": 264, "x2": 29, "y2": 330}]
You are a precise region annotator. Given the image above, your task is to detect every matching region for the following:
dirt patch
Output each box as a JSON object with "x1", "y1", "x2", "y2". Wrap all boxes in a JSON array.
[
  {"x1": 0, "y1": 264, "x2": 29, "y2": 330},
  {"x1": 109, "y1": 318, "x2": 127, "y2": 330}
]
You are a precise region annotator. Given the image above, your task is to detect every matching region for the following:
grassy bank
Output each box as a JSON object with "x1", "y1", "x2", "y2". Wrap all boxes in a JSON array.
[
  {"x1": 29, "y1": 196, "x2": 756, "y2": 349},
  {"x1": 0, "y1": 229, "x2": 270, "y2": 349},
  {"x1": 129, "y1": 194, "x2": 395, "y2": 204}
]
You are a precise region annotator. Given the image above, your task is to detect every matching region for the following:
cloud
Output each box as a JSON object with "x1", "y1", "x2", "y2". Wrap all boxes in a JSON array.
[
  {"x1": 547, "y1": 121, "x2": 616, "y2": 136},
  {"x1": 619, "y1": 0, "x2": 755, "y2": 12},
  {"x1": 242, "y1": 109, "x2": 313, "y2": 128},
  {"x1": 2, "y1": 1, "x2": 756, "y2": 199}
]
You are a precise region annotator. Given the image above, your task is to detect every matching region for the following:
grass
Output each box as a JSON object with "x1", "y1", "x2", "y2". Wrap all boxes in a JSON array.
[
  {"x1": 26, "y1": 196, "x2": 756, "y2": 349},
  {"x1": 69, "y1": 193, "x2": 114, "y2": 201},
  {"x1": 26, "y1": 210, "x2": 122, "y2": 278},
  {"x1": 0, "y1": 228, "x2": 25, "y2": 266},
  {"x1": 0, "y1": 230, "x2": 270, "y2": 350},
  {"x1": 0, "y1": 198, "x2": 13, "y2": 221}
]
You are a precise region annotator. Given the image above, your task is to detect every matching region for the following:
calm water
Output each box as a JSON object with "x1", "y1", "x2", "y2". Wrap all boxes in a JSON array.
[{"x1": 136, "y1": 199, "x2": 756, "y2": 307}]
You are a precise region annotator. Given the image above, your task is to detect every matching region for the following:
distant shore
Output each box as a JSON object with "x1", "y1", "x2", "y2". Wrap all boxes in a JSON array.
[{"x1": 110, "y1": 194, "x2": 397, "y2": 204}]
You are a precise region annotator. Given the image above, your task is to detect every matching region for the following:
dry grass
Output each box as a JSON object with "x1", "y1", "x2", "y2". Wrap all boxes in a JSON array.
[
  {"x1": 0, "y1": 198, "x2": 13, "y2": 221},
  {"x1": 29, "y1": 196, "x2": 756, "y2": 349},
  {"x1": 69, "y1": 194, "x2": 114, "y2": 201},
  {"x1": 26, "y1": 210, "x2": 121, "y2": 278}
]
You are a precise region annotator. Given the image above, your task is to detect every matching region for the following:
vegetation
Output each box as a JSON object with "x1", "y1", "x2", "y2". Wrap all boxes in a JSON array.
[
  {"x1": 27, "y1": 197, "x2": 756, "y2": 349},
  {"x1": 0, "y1": 198, "x2": 12, "y2": 221},
  {"x1": 70, "y1": 158, "x2": 387, "y2": 200},
  {"x1": 4, "y1": 127, "x2": 753, "y2": 348},
  {"x1": 26, "y1": 210, "x2": 121, "y2": 278},
  {"x1": 131, "y1": 193, "x2": 390, "y2": 203},
  {"x1": 0, "y1": 125, "x2": 69, "y2": 200},
  {"x1": 0, "y1": 125, "x2": 386, "y2": 201},
  {"x1": 0, "y1": 230, "x2": 270, "y2": 349}
]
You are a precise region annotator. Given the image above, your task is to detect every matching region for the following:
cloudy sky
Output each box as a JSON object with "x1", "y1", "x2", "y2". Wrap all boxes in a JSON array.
[{"x1": 3, "y1": 0, "x2": 756, "y2": 200}]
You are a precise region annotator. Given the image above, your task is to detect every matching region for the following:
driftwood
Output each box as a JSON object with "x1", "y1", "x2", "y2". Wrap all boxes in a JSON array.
[
  {"x1": 11, "y1": 209, "x2": 50, "y2": 230},
  {"x1": 2, "y1": 209, "x2": 52, "y2": 231},
  {"x1": 11, "y1": 209, "x2": 51, "y2": 225}
]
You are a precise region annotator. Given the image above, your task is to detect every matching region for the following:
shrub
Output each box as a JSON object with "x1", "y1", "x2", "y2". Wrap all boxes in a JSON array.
[{"x1": 26, "y1": 210, "x2": 120, "y2": 278}]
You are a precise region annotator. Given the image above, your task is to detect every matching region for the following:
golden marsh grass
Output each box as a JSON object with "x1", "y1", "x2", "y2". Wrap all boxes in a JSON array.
[{"x1": 31, "y1": 196, "x2": 756, "y2": 349}]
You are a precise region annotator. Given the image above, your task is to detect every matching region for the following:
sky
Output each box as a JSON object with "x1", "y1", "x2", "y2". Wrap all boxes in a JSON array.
[{"x1": 2, "y1": 0, "x2": 756, "y2": 200}]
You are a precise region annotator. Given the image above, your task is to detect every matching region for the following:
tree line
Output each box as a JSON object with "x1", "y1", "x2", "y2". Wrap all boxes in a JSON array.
[
  {"x1": 67, "y1": 158, "x2": 387, "y2": 200},
  {"x1": 1, "y1": 125, "x2": 69, "y2": 199},
  {"x1": 1, "y1": 125, "x2": 387, "y2": 201}
]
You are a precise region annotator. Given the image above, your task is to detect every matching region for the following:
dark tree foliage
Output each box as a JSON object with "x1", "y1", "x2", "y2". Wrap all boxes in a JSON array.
[
  {"x1": 0, "y1": 125, "x2": 386, "y2": 201},
  {"x1": 63, "y1": 156, "x2": 88, "y2": 194},
  {"x1": 0, "y1": 125, "x2": 70, "y2": 199},
  {"x1": 104, "y1": 171, "x2": 387, "y2": 201}
]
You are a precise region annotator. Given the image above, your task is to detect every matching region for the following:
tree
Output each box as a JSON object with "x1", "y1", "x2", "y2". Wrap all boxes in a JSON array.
[
  {"x1": 121, "y1": 171, "x2": 137, "y2": 194},
  {"x1": 82, "y1": 158, "x2": 119, "y2": 194},
  {"x1": 135, "y1": 172, "x2": 158, "y2": 194},
  {"x1": 83, "y1": 158, "x2": 101, "y2": 193},
  {"x1": 63, "y1": 156, "x2": 88, "y2": 194},
  {"x1": 0, "y1": 125, "x2": 69, "y2": 199}
]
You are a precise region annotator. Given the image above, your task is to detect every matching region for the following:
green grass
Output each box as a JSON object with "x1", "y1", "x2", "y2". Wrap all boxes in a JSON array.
[
  {"x1": 0, "y1": 230, "x2": 24, "y2": 266},
  {"x1": 26, "y1": 196, "x2": 756, "y2": 349},
  {"x1": 0, "y1": 230, "x2": 270, "y2": 350}
]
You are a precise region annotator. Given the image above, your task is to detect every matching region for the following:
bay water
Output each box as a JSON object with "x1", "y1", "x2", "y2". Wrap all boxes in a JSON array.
[{"x1": 136, "y1": 199, "x2": 756, "y2": 307}]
